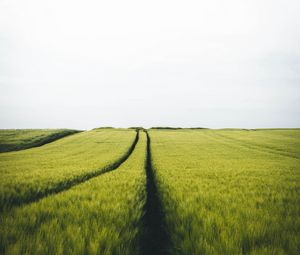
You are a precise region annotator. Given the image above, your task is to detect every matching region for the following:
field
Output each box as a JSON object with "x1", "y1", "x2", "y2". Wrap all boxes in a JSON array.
[
  {"x1": 0, "y1": 129, "x2": 80, "y2": 153},
  {"x1": 0, "y1": 128, "x2": 299, "y2": 254},
  {"x1": 149, "y1": 129, "x2": 300, "y2": 254},
  {"x1": 0, "y1": 129, "x2": 137, "y2": 210},
  {"x1": 0, "y1": 131, "x2": 146, "y2": 255}
]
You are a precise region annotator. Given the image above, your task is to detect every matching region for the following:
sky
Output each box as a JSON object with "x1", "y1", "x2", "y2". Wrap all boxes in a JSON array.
[{"x1": 0, "y1": 0, "x2": 299, "y2": 130}]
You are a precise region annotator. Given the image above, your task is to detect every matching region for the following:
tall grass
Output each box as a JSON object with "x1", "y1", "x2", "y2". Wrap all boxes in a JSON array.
[
  {"x1": 208, "y1": 129, "x2": 300, "y2": 159},
  {"x1": 149, "y1": 129, "x2": 300, "y2": 254},
  {"x1": 0, "y1": 131, "x2": 147, "y2": 255},
  {"x1": 0, "y1": 129, "x2": 80, "y2": 152},
  {"x1": 0, "y1": 129, "x2": 136, "y2": 210}
]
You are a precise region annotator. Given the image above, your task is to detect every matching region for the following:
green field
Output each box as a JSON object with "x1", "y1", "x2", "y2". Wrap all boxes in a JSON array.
[
  {"x1": 149, "y1": 129, "x2": 300, "y2": 254},
  {"x1": 0, "y1": 129, "x2": 137, "y2": 210},
  {"x1": 0, "y1": 129, "x2": 80, "y2": 153},
  {"x1": 0, "y1": 131, "x2": 146, "y2": 255},
  {"x1": 0, "y1": 128, "x2": 299, "y2": 254}
]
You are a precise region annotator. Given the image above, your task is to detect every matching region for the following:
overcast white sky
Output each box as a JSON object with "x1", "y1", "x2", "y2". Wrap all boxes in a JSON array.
[{"x1": 0, "y1": 0, "x2": 300, "y2": 129}]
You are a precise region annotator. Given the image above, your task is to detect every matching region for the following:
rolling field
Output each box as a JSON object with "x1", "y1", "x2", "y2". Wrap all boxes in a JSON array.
[
  {"x1": 0, "y1": 129, "x2": 80, "y2": 153},
  {"x1": 0, "y1": 131, "x2": 147, "y2": 255},
  {"x1": 0, "y1": 128, "x2": 299, "y2": 254},
  {"x1": 0, "y1": 129, "x2": 137, "y2": 210},
  {"x1": 149, "y1": 129, "x2": 300, "y2": 254}
]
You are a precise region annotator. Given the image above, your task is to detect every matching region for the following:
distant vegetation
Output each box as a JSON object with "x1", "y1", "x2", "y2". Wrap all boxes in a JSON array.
[
  {"x1": 129, "y1": 127, "x2": 145, "y2": 130},
  {"x1": 92, "y1": 127, "x2": 115, "y2": 130},
  {"x1": 150, "y1": 127, "x2": 207, "y2": 130},
  {"x1": 0, "y1": 129, "x2": 80, "y2": 152},
  {"x1": 150, "y1": 127, "x2": 183, "y2": 130},
  {"x1": 188, "y1": 127, "x2": 208, "y2": 129}
]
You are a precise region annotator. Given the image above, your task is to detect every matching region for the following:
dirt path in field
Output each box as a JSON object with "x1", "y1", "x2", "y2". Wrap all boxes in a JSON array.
[
  {"x1": 140, "y1": 131, "x2": 170, "y2": 255},
  {"x1": 4, "y1": 130, "x2": 140, "y2": 211}
]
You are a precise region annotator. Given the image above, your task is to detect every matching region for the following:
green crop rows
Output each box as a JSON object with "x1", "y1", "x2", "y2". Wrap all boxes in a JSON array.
[
  {"x1": 149, "y1": 129, "x2": 300, "y2": 254},
  {"x1": 0, "y1": 131, "x2": 147, "y2": 255},
  {"x1": 0, "y1": 129, "x2": 80, "y2": 153},
  {"x1": 0, "y1": 128, "x2": 299, "y2": 254},
  {"x1": 0, "y1": 129, "x2": 137, "y2": 210}
]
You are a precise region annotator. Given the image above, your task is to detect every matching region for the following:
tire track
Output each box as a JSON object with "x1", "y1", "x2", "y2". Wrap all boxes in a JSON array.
[
  {"x1": 140, "y1": 131, "x2": 170, "y2": 255},
  {"x1": 1, "y1": 130, "x2": 139, "y2": 211}
]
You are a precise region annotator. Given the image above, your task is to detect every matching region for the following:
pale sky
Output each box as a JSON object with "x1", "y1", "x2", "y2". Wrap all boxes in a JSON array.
[{"x1": 0, "y1": 0, "x2": 300, "y2": 130}]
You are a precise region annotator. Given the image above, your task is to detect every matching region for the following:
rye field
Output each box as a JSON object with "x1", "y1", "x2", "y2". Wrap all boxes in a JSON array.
[
  {"x1": 0, "y1": 128, "x2": 299, "y2": 254},
  {"x1": 0, "y1": 129, "x2": 80, "y2": 153}
]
